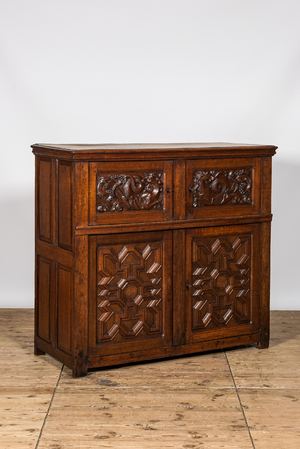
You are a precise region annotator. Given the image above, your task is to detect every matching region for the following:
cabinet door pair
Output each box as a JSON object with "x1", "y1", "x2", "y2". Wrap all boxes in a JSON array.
[
  {"x1": 88, "y1": 224, "x2": 260, "y2": 357},
  {"x1": 89, "y1": 157, "x2": 260, "y2": 226}
]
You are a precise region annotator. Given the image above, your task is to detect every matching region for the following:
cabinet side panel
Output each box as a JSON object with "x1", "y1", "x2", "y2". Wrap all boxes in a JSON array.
[
  {"x1": 37, "y1": 256, "x2": 52, "y2": 342},
  {"x1": 258, "y1": 222, "x2": 271, "y2": 348},
  {"x1": 261, "y1": 157, "x2": 272, "y2": 214},
  {"x1": 57, "y1": 264, "x2": 72, "y2": 354},
  {"x1": 58, "y1": 160, "x2": 73, "y2": 251},
  {"x1": 38, "y1": 158, "x2": 53, "y2": 243}
]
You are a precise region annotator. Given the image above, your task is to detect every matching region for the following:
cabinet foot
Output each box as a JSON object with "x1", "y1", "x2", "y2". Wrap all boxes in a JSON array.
[
  {"x1": 72, "y1": 366, "x2": 88, "y2": 378},
  {"x1": 257, "y1": 333, "x2": 269, "y2": 349},
  {"x1": 72, "y1": 357, "x2": 88, "y2": 378},
  {"x1": 34, "y1": 346, "x2": 45, "y2": 355}
]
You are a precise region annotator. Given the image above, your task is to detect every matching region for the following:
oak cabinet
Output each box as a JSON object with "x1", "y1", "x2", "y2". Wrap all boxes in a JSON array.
[{"x1": 32, "y1": 143, "x2": 276, "y2": 377}]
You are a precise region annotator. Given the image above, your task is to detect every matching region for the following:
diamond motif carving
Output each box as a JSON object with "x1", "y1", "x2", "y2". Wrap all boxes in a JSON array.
[
  {"x1": 96, "y1": 242, "x2": 163, "y2": 343},
  {"x1": 96, "y1": 172, "x2": 164, "y2": 212},
  {"x1": 192, "y1": 169, "x2": 252, "y2": 207},
  {"x1": 192, "y1": 234, "x2": 251, "y2": 330}
]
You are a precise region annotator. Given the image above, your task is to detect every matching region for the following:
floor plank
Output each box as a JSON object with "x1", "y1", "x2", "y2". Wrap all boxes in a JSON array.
[
  {"x1": 38, "y1": 387, "x2": 253, "y2": 449},
  {"x1": 1, "y1": 309, "x2": 300, "y2": 448},
  {"x1": 239, "y1": 388, "x2": 300, "y2": 449},
  {"x1": 0, "y1": 309, "x2": 62, "y2": 387},
  {"x1": 225, "y1": 311, "x2": 300, "y2": 389},
  {"x1": 0, "y1": 387, "x2": 54, "y2": 449},
  {"x1": 60, "y1": 352, "x2": 234, "y2": 389},
  {"x1": 0, "y1": 309, "x2": 60, "y2": 449}
]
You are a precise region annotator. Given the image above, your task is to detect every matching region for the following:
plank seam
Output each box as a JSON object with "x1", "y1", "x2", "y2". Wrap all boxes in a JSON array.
[
  {"x1": 35, "y1": 364, "x2": 64, "y2": 449},
  {"x1": 225, "y1": 351, "x2": 256, "y2": 449}
]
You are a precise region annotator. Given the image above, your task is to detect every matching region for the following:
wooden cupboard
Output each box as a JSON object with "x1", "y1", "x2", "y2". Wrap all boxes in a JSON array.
[{"x1": 32, "y1": 143, "x2": 276, "y2": 377}]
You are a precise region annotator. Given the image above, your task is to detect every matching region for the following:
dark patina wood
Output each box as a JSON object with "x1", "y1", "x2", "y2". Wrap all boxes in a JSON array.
[{"x1": 32, "y1": 142, "x2": 276, "y2": 377}]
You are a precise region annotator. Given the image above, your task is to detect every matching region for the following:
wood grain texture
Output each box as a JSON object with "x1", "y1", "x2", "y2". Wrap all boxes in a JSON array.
[
  {"x1": 89, "y1": 161, "x2": 173, "y2": 225},
  {"x1": 173, "y1": 160, "x2": 186, "y2": 220},
  {"x1": 72, "y1": 235, "x2": 89, "y2": 377},
  {"x1": 38, "y1": 387, "x2": 254, "y2": 449},
  {"x1": 36, "y1": 157, "x2": 54, "y2": 244},
  {"x1": 186, "y1": 157, "x2": 261, "y2": 219},
  {"x1": 2, "y1": 310, "x2": 300, "y2": 449},
  {"x1": 33, "y1": 143, "x2": 275, "y2": 376},
  {"x1": 32, "y1": 142, "x2": 277, "y2": 162},
  {"x1": 57, "y1": 160, "x2": 73, "y2": 251},
  {"x1": 239, "y1": 389, "x2": 300, "y2": 449},
  {"x1": 88, "y1": 231, "x2": 173, "y2": 358},
  {"x1": 258, "y1": 221, "x2": 271, "y2": 349},
  {"x1": 227, "y1": 311, "x2": 300, "y2": 389},
  {"x1": 60, "y1": 351, "x2": 234, "y2": 388},
  {"x1": 261, "y1": 157, "x2": 272, "y2": 214},
  {"x1": 57, "y1": 264, "x2": 72, "y2": 354},
  {"x1": 172, "y1": 229, "x2": 186, "y2": 346},
  {"x1": 74, "y1": 161, "x2": 89, "y2": 227},
  {"x1": 185, "y1": 224, "x2": 261, "y2": 345},
  {"x1": 36, "y1": 256, "x2": 52, "y2": 343}
]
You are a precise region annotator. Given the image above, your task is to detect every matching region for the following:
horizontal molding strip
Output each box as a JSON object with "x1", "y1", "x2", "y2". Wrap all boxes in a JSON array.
[{"x1": 75, "y1": 214, "x2": 273, "y2": 236}]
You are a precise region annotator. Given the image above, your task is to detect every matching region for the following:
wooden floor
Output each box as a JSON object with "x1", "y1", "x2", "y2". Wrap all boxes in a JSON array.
[{"x1": 1, "y1": 310, "x2": 300, "y2": 449}]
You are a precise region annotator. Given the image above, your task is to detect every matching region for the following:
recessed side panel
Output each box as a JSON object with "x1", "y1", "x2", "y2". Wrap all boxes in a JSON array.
[
  {"x1": 57, "y1": 264, "x2": 73, "y2": 354},
  {"x1": 37, "y1": 255, "x2": 52, "y2": 343},
  {"x1": 58, "y1": 160, "x2": 73, "y2": 251},
  {"x1": 37, "y1": 157, "x2": 53, "y2": 243}
]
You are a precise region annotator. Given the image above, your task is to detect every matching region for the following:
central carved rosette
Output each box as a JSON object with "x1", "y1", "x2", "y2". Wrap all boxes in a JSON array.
[{"x1": 96, "y1": 172, "x2": 164, "y2": 212}]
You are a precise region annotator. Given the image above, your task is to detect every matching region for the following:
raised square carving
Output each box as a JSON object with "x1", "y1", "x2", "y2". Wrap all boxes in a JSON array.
[
  {"x1": 192, "y1": 169, "x2": 252, "y2": 207},
  {"x1": 96, "y1": 172, "x2": 164, "y2": 212},
  {"x1": 192, "y1": 234, "x2": 251, "y2": 331},
  {"x1": 96, "y1": 242, "x2": 163, "y2": 343}
]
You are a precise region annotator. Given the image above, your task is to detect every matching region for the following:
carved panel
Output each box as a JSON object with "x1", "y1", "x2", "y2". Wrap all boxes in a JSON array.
[
  {"x1": 192, "y1": 169, "x2": 252, "y2": 207},
  {"x1": 96, "y1": 242, "x2": 163, "y2": 343},
  {"x1": 96, "y1": 172, "x2": 164, "y2": 212},
  {"x1": 191, "y1": 234, "x2": 251, "y2": 331}
]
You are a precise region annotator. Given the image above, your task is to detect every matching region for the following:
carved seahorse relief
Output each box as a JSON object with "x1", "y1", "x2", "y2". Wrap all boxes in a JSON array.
[
  {"x1": 192, "y1": 169, "x2": 252, "y2": 207},
  {"x1": 96, "y1": 172, "x2": 164, "y2": 212}
]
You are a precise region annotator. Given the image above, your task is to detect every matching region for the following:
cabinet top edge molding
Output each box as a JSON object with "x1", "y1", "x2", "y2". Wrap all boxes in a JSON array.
[{"x1": 32, "y1": 142, "x2": 277, "y2": 161}]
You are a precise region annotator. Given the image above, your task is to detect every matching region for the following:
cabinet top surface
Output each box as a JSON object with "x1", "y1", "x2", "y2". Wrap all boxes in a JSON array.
[{"x1": 32, "y1": 142, "x2": 277, "y2": 160}]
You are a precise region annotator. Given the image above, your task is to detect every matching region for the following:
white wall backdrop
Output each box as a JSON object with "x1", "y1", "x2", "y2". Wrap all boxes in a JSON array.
[{"x1": 0, "y1": 0, "x2": 299, "y2": 309}]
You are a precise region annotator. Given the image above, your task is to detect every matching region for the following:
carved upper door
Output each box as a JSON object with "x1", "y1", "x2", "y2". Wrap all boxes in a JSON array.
[
  {"x1": 89, "y1": 161, "x2": 173, "y2": 225},
  {"x1": 88, "y1": 230, "x2": 172, "y2": 357},
  {"x1": 184, "y1": 224, "x2": 260, "y2": 344},
  {"x1": 185, "y1": 158, "x2": 261, "y2": 220}
]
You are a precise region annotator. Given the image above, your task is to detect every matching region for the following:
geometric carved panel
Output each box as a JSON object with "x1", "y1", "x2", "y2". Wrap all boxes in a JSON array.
[
  {"x1": 192, "y1": 234, "x2": 251, "y2": 331},
  {"x1": 192, "y1": 169, "x2": 252, "y2": 207},
  {"x1": 96, "y1": 172, "x2": 164, "y2": 213},
  {"x1": 96, "y1": 242, "x2": 163, "y2": 343}
]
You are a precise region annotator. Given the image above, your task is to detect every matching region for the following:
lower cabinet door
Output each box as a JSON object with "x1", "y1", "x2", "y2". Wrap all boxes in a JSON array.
[
  {"x1": 185, "y1": 224, "x2": 261, "y2": 344},
  {"x1": 88, "y1": 230, "x2": 173, "y2": 357}
]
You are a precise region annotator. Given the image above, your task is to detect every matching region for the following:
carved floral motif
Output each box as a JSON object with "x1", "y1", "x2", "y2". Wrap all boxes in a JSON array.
[
  {"x1": 96, "y1": 172, "x2": 164, "y2": 212},
  {"x1": 192, "y1": 169, "x2": 252, "y2": 207}
]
